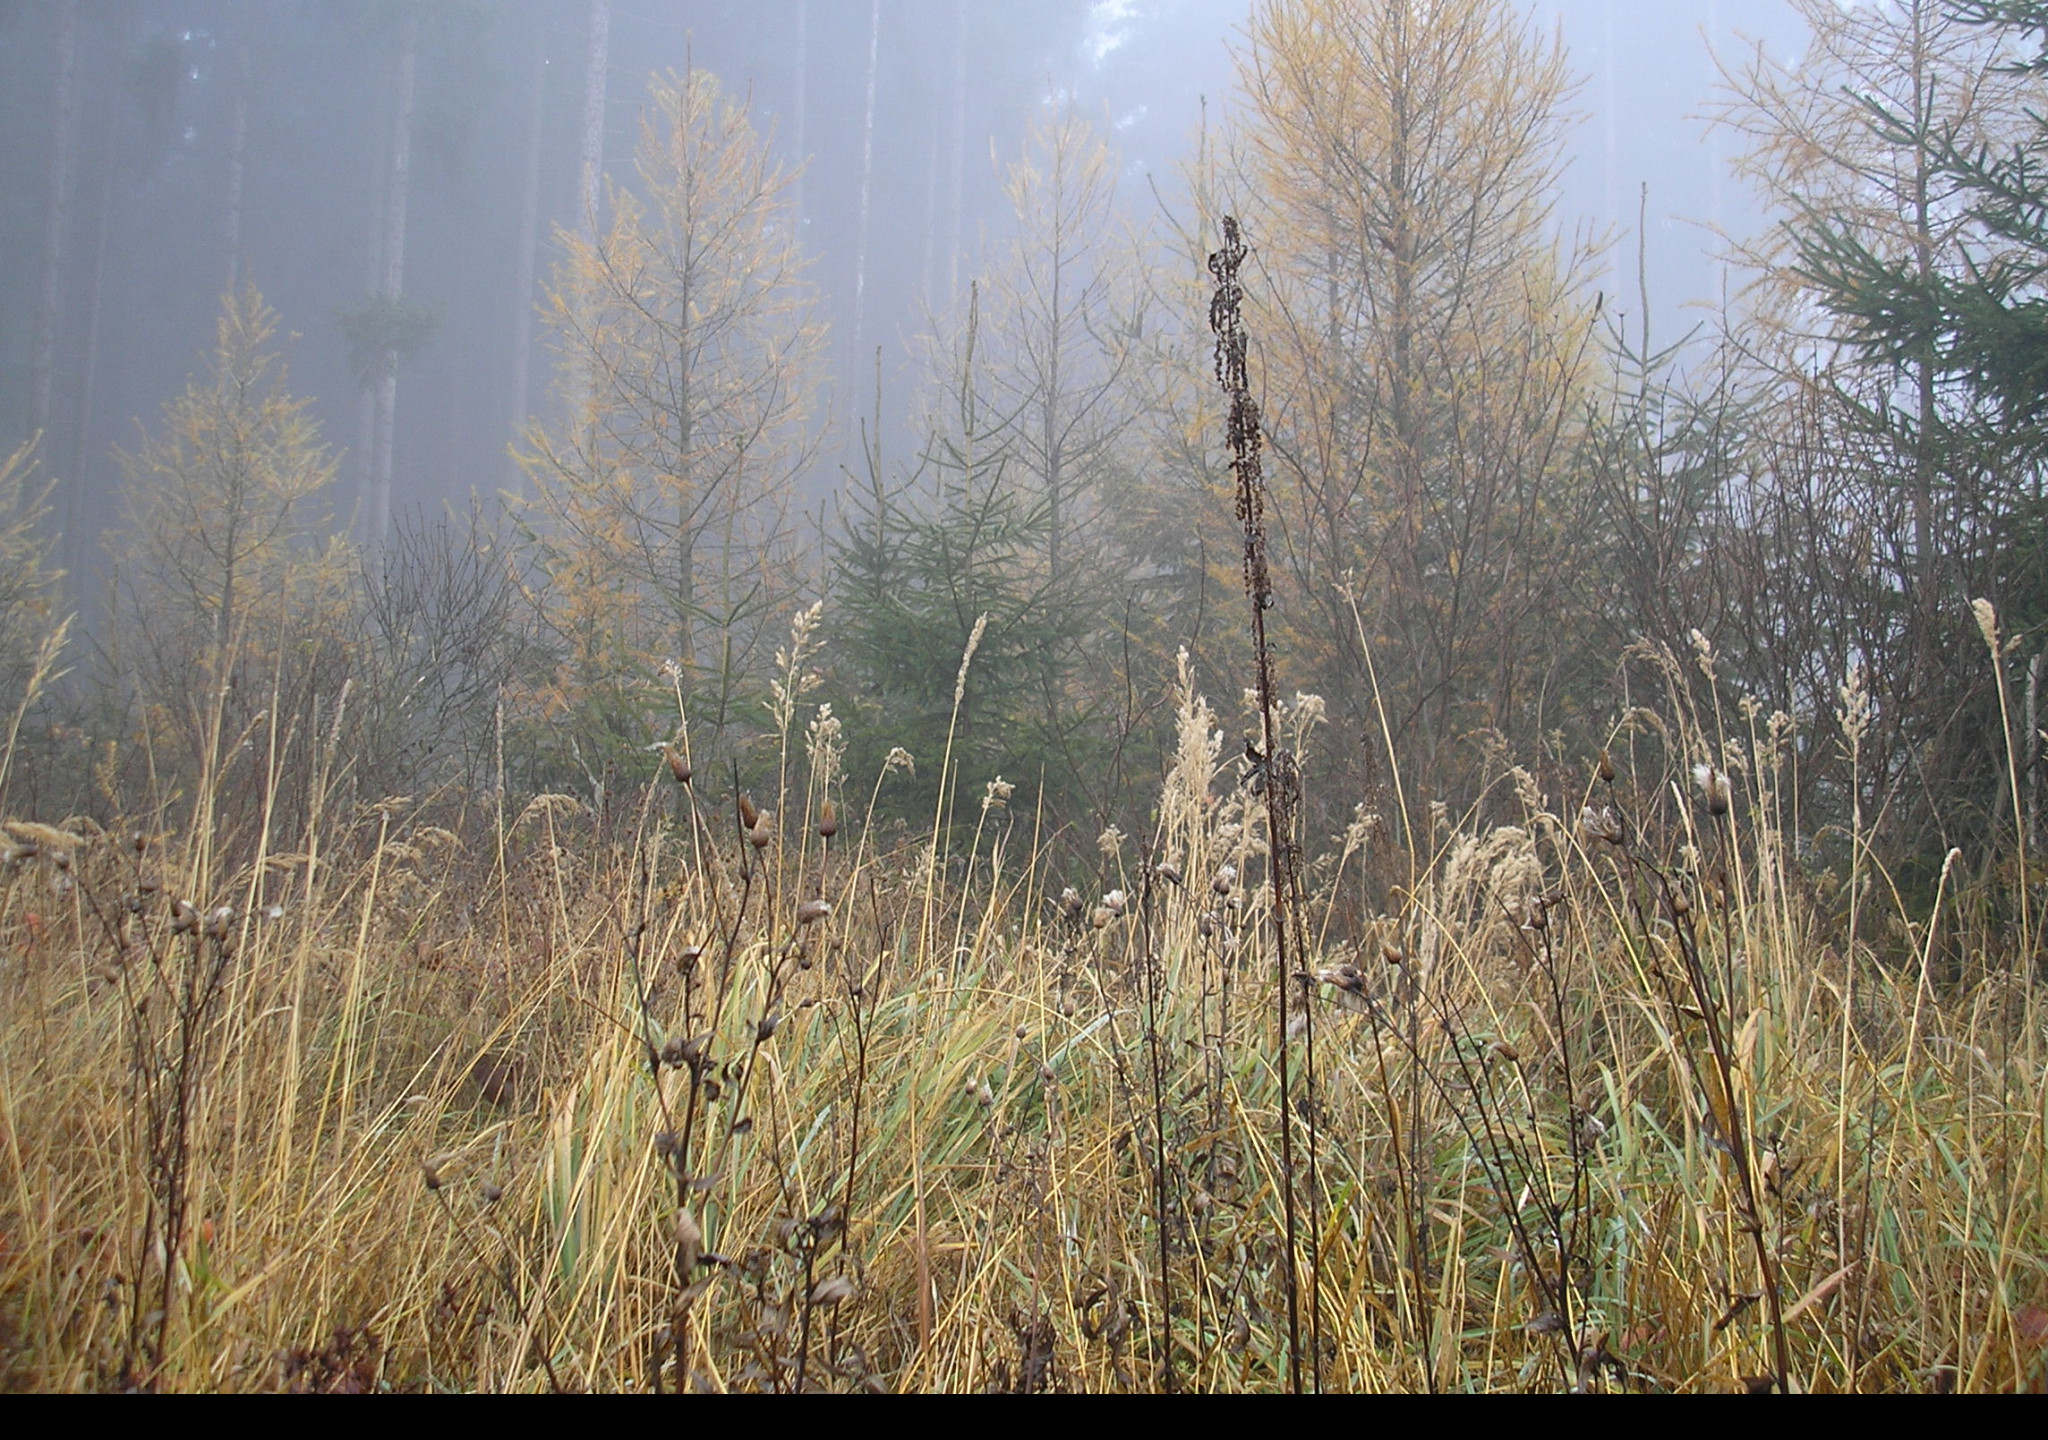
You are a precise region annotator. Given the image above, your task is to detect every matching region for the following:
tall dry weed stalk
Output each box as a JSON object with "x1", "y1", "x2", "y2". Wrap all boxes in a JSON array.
[{"x1": 1209, "y1": 214, "x2": 1311, "y2": 1392}]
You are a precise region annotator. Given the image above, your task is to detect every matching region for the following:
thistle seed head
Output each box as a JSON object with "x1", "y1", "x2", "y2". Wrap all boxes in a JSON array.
[{"x1": 1692, "y1": 763, "x2": 1731, "y2": 817}]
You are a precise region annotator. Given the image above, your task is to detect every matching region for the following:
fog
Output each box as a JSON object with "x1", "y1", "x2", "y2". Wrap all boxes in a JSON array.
[
  {"x1": 2, "y1": 1, "x2": 1798, "y2": 600},
  {"x1": 7, "y1": 5, "x2": 2048, "y2": 1391},
  {"x1": 1, "y1": 0, "x2": 2036, "y2": 862}
]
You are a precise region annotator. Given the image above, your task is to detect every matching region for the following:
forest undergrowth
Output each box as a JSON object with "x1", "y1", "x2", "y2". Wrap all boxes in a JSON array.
[{"x1": 0, "y1": 597, "x2": 2042, "y2": 1393}]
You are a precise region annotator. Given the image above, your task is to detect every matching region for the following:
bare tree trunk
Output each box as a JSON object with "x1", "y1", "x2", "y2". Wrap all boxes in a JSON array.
[
  {"x1": 507, "y1": 16, "x2": 548, "y2": 487},
  {"x1": 578, "y1": 0, "x2": 611, "y2": 245},
  {"x1": 568, "y1": 0, "x2": 611, "y2": 442},
  {"x1": 225, "y1": 40, "x2": 251, "y2": 292},
  {"x1": 792, "y1": 0, "x2": 807, "y2": 226},
  {"x1": 356, "y1": 96, "x2": 387, "y2": 537},
  {"x1": 920, "y1": 104, "x2": 939, "y2": 313},
  {"x1": 947, "y1": 0, "x2": 966, "y2": 308},
  {"x1": 367, "y1": 8, "x2": 419, "y2": 553},
  {"x1": 65, "y1": 151, "x2": 113, "y2": 604},
  {"x1": 31, "y1": 0, "x2": 80, "y2": 442},
  {"x1": 851, "y1": 0, "x2": 881, "y2": 358}
]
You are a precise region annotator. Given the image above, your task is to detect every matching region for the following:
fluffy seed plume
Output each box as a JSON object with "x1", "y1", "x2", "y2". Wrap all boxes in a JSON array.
[
  {"x1": 954, "y1": 612, "x2": 989, "y2": 708},
  {"x1": 1972, "y1": 596, "x2": 2000, "y2": 651}
]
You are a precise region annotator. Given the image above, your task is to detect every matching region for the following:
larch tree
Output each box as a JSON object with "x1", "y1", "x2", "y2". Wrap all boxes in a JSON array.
[
  {"x1": 112, "y1": 285, "x2": 346, "y2": 739},
  {"x1": 523, "y1": 66, "x2": 825, "y2": 762},
  {"x1": 1233, "y1": 0, "x2": 1602, "y2": 805},
  {"x1": 1719, "y1": 0, "x2": 2031, "y2": 600},
  {"x1": 1717, "y1": 0, "x2": 2038, "y2": 849}
]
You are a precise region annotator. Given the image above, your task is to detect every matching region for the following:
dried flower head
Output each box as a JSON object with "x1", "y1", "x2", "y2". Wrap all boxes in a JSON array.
[
  {"x1": 1576, "y1": 805, "x2": 1624, "y2": 846},
  {"x1": 796, "y1": 898, "x2": 831, "y2": 927},
  {"x1": 1692, "y1": 762, "x2": 1732, "y2": 817},
  {"x1": 1972, "y1": 596, "x2": 2000, "y2": 651},
  {"x1": 954, "y1": 612, "x2": 989, "y2": 708}
]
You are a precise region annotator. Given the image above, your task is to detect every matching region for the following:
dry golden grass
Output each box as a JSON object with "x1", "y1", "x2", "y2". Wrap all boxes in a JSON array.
[{"x1": 0, "y1": 634, "x2": 2043, "y2": 1393}]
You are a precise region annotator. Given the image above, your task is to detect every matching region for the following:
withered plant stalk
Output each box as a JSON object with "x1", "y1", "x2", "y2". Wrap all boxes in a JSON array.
[{"x1": 1209, "y1": 214, "x2": 1309, "y2": 1394}]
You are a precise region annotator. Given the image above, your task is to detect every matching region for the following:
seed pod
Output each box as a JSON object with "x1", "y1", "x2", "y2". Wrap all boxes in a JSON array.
[
  {"x1": 755, "y1": 1013, "x2": 782, "y2": 1043},
  {"x1": 749, "y1": 814, "x2": 773, "y2": 850},
  {"x1": 675, "y1": 1207, "x2": 703, "y2": 1274},
  {"x1": 663, "y1": 744, "x2": 693, "y2": 785},
  {"x1": 1212, "y1": 865, "x2": 1237, "y2": 897},
  {"x1": 1597, "y1": 748, "x2": 1615, "y2": 784},
  {"x1": 818, "y1": 799, "x2": 838, "y2": 839},
  {"x1": 796, "y1": 898, "x2": 831, "y2": 927},
  {"x1": 737, "y1": 793, "x2": 760, "y2": 831}
]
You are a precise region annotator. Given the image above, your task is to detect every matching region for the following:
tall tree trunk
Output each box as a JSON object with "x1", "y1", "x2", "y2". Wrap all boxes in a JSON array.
[
  {"x1": 920, "y1": 102, "x2": 939, "y2": 313},
  {"x1": 947, "y1": 0, "x2": 967, "y2": 308},
  {"x1": 568, "y1": 0, "x2": 611, "y2": 442},
  {"x1": 851, "y1": 0, "x2": 880, "y2": 359},
  {"x1": 791, "y1": 0, "x2": 807, "y2": 226},
  {"x1": 367, "y1": 8, "x2": 419, "y2": 553},
  {"x1": 31, "y1": 0, "x2": 80, "y2": 442},
  {"x1": 65, "y1": 148, "x2": 113, "y2": 606},
  {"x1": 578, "y1": 0, "x2": 611, "y2": 245},
  {"x1": 225, "y1": 39, "x2": 251, "y2": 292},
  {"x1": 507, "y1": 15, "x2": 548, "y2": 487}
]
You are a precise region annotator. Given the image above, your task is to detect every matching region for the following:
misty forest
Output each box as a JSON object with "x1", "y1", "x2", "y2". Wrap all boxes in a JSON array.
[{"x1": 0, "y1": 0, "x2": 2045, "y2": 1394}]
